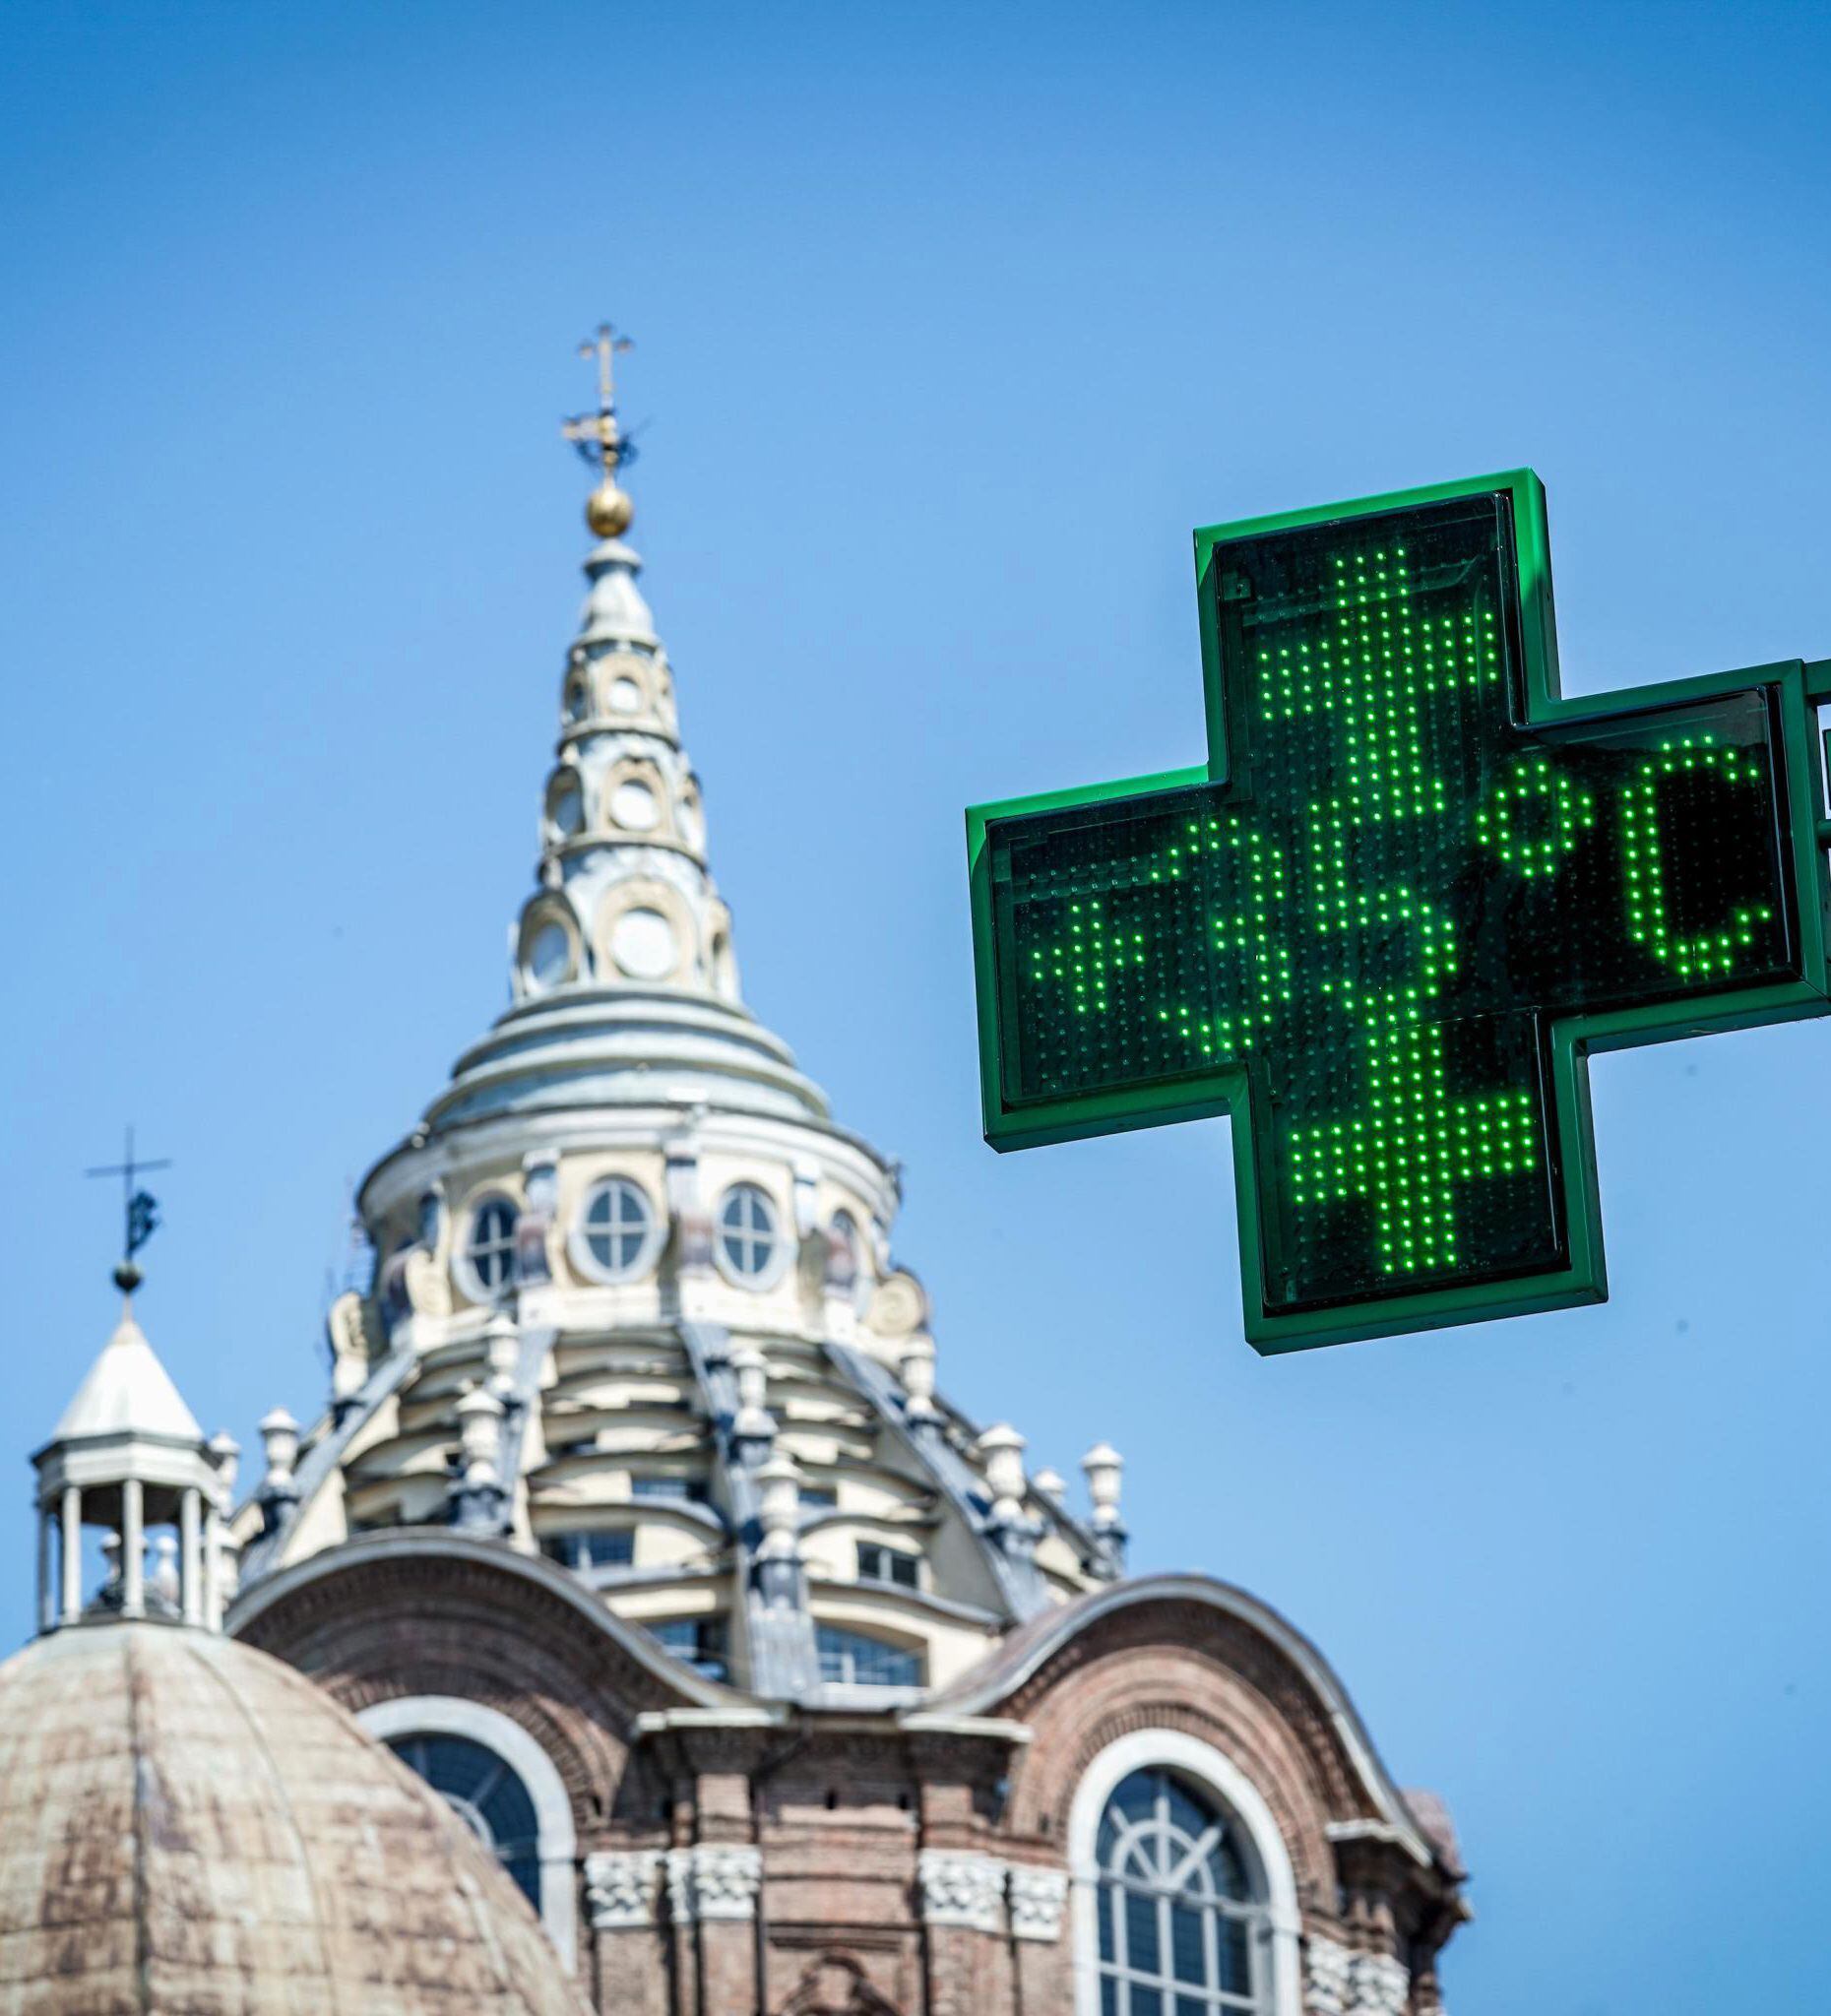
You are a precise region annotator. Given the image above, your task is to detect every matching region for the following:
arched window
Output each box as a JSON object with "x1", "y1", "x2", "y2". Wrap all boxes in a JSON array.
[
  {"x1": 386, "y1": 1732, "x2": 541, "y2": 1909},
  {"x1": 524, "y1": 920, "x2": 574, "y2": 994},
  {"x1": 545, "y1": 771, "x2": 585, "y2": 839},
  {"x1": 828, "y1": 1209, "x2": 876, "y2": 1314},
  {"x1": 464, "y1": 1197, "x2": 519, "y2": 1297},
  {"x1": 360, "y1": 1696, "x2": 579, "y2": 1969},
  {"x1": 1093, "y1": 1768, "x2": 1269, "y2": 2013},
  {"x1": 1070, "y1": 1731, "x2": 1300, "y2": 2016}
]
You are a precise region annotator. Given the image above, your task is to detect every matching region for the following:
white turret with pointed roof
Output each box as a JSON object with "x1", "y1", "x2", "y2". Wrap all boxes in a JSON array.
[
  {"x1": 33, "y1": 1273, "x2": 235, "y2": 1633},
  {"x1": 232, "y1": 334, "x2": 1120, "y2": 1708},
  {"x1": 51, "y1": 1302, "x2": 202, "y2": 1445}
]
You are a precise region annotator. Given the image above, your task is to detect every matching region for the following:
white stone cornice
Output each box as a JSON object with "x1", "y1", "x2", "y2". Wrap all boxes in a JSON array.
[
  {"x1": 916, "y1": 1849, "x2": 1004, "y2": 1933},
  {"x1": 664, "y1": 1843, "x2": 763, "y2": 1923},
  {"x1": 1005, "y1": 1862, "x2": 1069, "y2": 1942},
  {"x1": 584, "y1": 1849, "x2": 663, "y2": 1929}
]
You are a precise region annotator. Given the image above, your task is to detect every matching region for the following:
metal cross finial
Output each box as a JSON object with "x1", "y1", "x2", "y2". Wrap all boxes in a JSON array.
[
  {"x1": 85, "y1": 1125, "x2": 171, "y2": 1290},
  {"x1": 582, "y1": 321, "x2": 632, "y2": 410},
  {"x1": 562, "y1": 322, "x2": 636, "y2": 477}
]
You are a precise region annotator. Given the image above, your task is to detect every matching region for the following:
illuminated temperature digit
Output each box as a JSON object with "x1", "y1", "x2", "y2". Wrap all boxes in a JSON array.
[
  {"x1": 1475, "y1": 754, "x2": 1597, "y2": 878},
  {"x1": 1620, "y1": 736, "x2": 1774, "y2": 976}
]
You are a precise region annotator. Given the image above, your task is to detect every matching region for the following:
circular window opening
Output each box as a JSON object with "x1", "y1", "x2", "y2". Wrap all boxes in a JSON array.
[
  {"x1": 718, "y1": 1183, "x2": 780, "y2": 1284},
  {"x1": 610, "y1": 779, "x2": 660, "y2": 831},
  {"x1": 578, "y1": 1176, "x2": 656, "y2": 1281},
  {"x1": 466, "y1": 1197, "x2": 519, "y2": 1296},
  {"x1": 609, "y1": 906, "x2": 676, "y2": 980},
  {"x1": 548, "y1": 781, "x2": 584, "y2": 838},
  {"x1": 609, "y1": 675, "x2": 644, "y2": 715},
  {"x1": 525, "y1": 921, "x2": 573, "y2": 991},
  {"x1": 564, "y1": 677, "x2": 592, "y2": 723}
]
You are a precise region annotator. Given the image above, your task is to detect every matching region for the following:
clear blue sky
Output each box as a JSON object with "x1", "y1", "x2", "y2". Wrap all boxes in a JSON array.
[{"x1": 3, "y1": 4, "x2": 1828, "y2": 2008}]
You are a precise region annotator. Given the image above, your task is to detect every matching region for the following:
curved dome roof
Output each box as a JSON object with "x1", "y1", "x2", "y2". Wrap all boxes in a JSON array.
[
  {"x1": 237, "y1": 441, "x2": 1127, "y2": 1706},
  {"x1": 0, "y1": 1623, "x2": 585, "y2": 2016}
]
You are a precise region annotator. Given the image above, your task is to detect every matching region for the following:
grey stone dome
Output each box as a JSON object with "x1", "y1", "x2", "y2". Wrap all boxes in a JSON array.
[{"x1": 0, "y1": 1622, "x2": 586, "y2": 2015}]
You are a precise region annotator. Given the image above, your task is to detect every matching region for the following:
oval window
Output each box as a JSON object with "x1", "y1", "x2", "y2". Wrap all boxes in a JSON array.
[
  {"x1": 717, "y1": 1183, "x2": 780, "y2": 1284},
  {"x1": 578, "y1": 1176, "x2": 656, "y2": 1281}
]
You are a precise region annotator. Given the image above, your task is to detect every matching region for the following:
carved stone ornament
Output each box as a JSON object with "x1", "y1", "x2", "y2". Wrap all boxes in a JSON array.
[
  {"x1": 1005, "y1": 1862, "x2": 1069, "y2": 1943},
  {"x1": 403, "y1": 1245, "x2": 452, "y2": 1317},
  {"x1": 1352, "y1": 1953, "x2": 1412, "y2": 2015},
  {"x1": 867, "y1": 1271, "x2": 926, "y2": 1342},
  {"x1": 664, "y1": 1843, "x2": 762, "y2": 1923},
  {"x1": 584, "y1": 1848, "x2": 663, "y2": 1929},
  {"x1": 327, "y1": 1291, "x2": 376, "y2": 1371},
  {"x1": 780, "y1": 1953, "x2": 901, "y2": 2015},
  {"x1": 1305, "y1": 1941, "x2": 1413, "y2": 2016},
  {"x1": 916, "y1": 1849, "x2": 1004, "y2": 1933},
  {"x1": 1305, "y1": 1934, "x2": 1355, "y2": 2016}
]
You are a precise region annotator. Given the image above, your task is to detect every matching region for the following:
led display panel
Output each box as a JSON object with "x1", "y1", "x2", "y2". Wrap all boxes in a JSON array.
[{"x1": 968, "y1": 474, "x2": 1830, "y2": 1352}]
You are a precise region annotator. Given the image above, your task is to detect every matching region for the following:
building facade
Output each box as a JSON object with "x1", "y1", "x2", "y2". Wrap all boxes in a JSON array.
[{"x1": 11, "y1": 352, "x2": 1469, "y2": 2016}]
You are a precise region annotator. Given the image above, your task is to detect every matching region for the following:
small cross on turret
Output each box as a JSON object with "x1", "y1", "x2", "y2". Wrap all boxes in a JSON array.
[{"x1": 84, "y1": 1125, "x2": 170, "y2": 1294}]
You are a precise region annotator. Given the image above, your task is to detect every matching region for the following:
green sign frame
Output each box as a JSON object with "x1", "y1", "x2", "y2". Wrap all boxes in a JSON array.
[{"x1": 966, "y1": 471, "x2": 1831, "y2": 1353}]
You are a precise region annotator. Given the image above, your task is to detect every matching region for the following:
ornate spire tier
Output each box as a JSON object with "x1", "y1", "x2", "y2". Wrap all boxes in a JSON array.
[{"x1": 413, "y1": 331, "x2": 828, "y2": 1144}]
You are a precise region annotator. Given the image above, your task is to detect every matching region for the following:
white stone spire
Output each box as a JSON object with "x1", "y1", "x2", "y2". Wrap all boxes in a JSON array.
[
  {"x1": 376, "y1": 334, "x2": 834, "y2": 1147},
  {"x1": 509, "y1": 336, "x2": 738, "y2": 1012},
  {"x1": 510, "y1": 531, "x2": 737, "y2": 1009}
]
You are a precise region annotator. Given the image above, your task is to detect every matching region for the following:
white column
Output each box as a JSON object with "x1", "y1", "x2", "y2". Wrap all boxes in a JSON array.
[
  {"x1": 203, "y1": 1503, "x2": 223, "y2": 1630},
  {"x1": 59, "y1": 1486, "x2": 82, "y2": 1623},
  {"x1": 35, "y1": 1509, "x2": 53, "y2": 1634},
  {"x1": 121, "y1": 1478, "x2": 145, "y2": 1618},
  {"x1": 179, "y1": 1487, "x2": 202, "y2": 1626}
]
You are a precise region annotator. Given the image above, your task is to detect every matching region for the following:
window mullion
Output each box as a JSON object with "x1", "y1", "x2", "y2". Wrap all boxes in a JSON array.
[{"x1": 1202, "y1": 1874, "x2": 1220, "y2": 1997}]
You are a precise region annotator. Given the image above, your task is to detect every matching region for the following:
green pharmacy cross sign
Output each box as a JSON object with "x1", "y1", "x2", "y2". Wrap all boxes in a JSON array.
[{"x1": 966, "y1": 472, "x2": 1831, "y2": 1352}]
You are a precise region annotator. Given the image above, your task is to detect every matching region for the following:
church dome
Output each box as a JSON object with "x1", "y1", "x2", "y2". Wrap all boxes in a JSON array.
[
  {"x1": 0, "y1": 1622, "x2": 586, "y2": 2015},
  {"x1": 233, "y1": 339, "x2": 1128, "y2": 1709}
]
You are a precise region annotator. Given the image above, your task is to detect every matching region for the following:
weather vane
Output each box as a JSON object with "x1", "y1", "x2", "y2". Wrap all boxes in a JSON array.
[
  {"x1": 85, "y1": 1125, "x2": 170, "y2": 1293},
  {"x1": 562, "y1": 323, "x2": 638, "y2": 539}
]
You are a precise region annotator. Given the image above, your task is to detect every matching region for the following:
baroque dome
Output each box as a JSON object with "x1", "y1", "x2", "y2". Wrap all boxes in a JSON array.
[
  {"x1": 0, "y1": 1621, "x2": 585, "y2": 2016},
  {"x1": 230, "y1": 393, "x2": 1127, "y2": 1706}
]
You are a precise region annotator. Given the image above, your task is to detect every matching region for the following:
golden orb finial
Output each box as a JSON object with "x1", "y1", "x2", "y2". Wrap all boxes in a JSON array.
[{"x1": 586, "y1": 479, "x2": 634, "y2": 538}]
